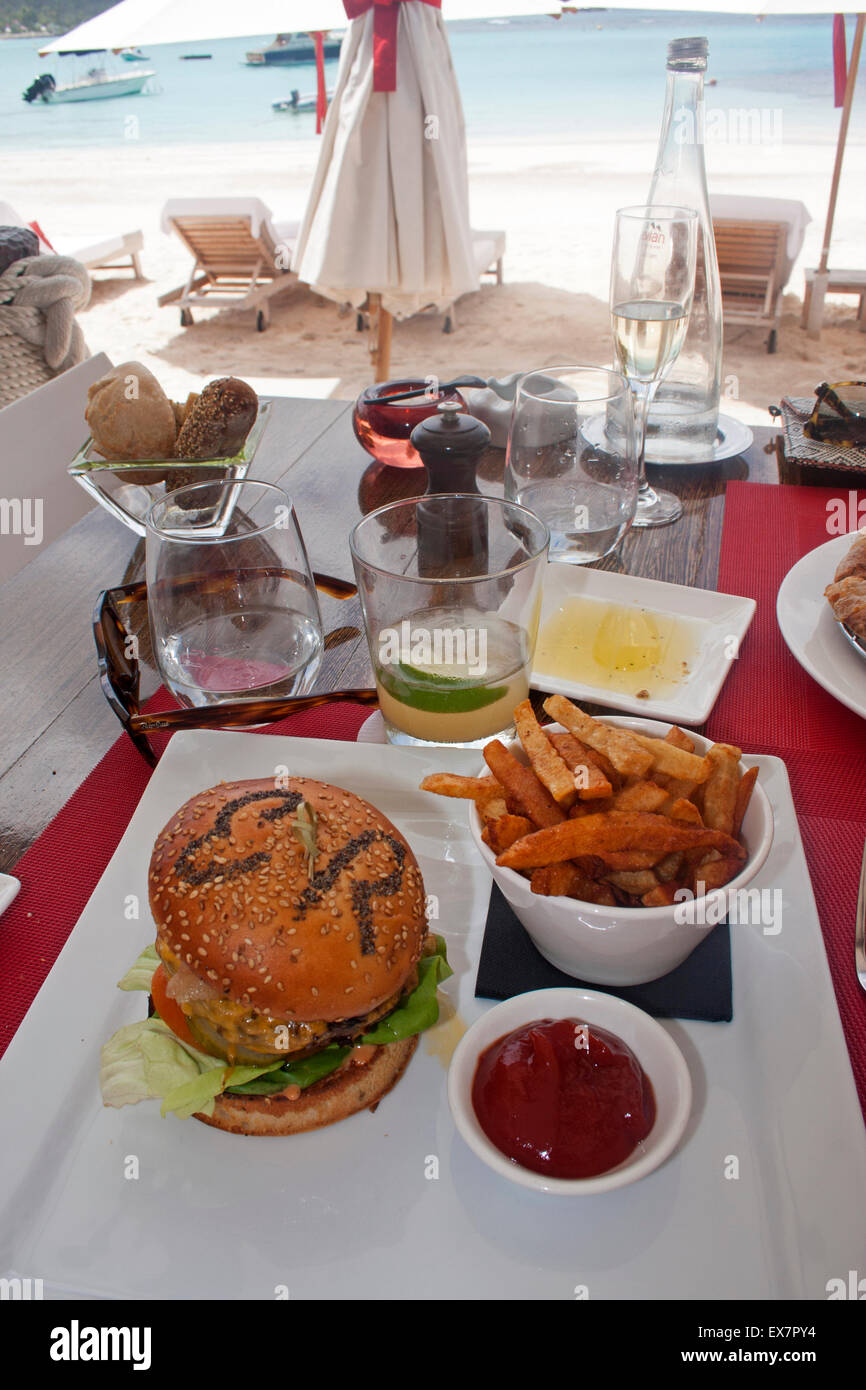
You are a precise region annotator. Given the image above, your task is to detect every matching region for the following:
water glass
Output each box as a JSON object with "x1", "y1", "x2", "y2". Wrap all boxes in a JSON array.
[
  {"x1": 145, "y1": 479, "x2": 323, "y2": 707},
  {"x1": 350, "y1": 495, "x2": 549, "y2": 747},
  {"x1": 505, "y1": 366, "x2": 637, "y2": 564}
]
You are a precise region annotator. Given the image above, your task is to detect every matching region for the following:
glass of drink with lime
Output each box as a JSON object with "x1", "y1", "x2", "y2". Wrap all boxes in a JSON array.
[{"x1": 349, "y1": 495, "x2": 549, "y2": 747}]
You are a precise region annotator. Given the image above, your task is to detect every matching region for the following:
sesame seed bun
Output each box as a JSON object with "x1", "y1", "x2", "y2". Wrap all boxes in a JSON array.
[
  {"x1": 195, "y1": 1036, "x2": 419, "y2": 1136},
  {"x1": 149, "y1": 778, "x2": 428, "y2": 1024}
]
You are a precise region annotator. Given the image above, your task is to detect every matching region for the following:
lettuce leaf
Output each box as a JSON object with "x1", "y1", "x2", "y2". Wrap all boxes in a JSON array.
[
  {"x1": 103, "y1": 934, "x2": 453, "y2": 1115},
  {"x1": 100, "y1": 1014, "x2": 284, "y2": 1118},
  {"x1": 117, "y1": 944, "x2": 160, "y2": 993},
  {"x1": 360, "y1": 935, "x2": 453, "y2": 1045},
  {"x1": 161, "y1": 1059, "x2": 285, "y2": 1120},
  {"x1": 226, "y1": 1044, "x2": 351, "y2": 1096}
]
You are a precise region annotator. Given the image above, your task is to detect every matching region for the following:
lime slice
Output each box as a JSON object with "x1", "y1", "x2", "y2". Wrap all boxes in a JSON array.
[{"x1": 378, "y1": 662, "x2": 507, "y2": 714}]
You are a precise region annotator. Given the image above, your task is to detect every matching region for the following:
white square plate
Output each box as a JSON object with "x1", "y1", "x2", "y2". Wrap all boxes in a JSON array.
[
  {"x1": 0, "y1": 730, "x2": 864, "y2": 1299},
  {"x1": 532, "y1": 562, "x2": 756, "y2": 725}
]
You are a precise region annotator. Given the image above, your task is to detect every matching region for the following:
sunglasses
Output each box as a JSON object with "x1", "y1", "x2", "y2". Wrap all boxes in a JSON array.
[
  {"x1": 803, "y1": 381, "x2": 866, "y2": 445},
  {"x1": 93, "y1": 574, "x2": 377, "y2": 765}
]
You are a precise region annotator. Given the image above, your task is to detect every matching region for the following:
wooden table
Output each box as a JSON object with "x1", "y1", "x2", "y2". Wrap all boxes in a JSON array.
[{"x1": 0, "y1": 398, "x2": 831, "y2": 874}]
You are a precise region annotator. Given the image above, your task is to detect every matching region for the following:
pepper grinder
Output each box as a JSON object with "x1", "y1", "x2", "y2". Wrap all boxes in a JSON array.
[
  {"x1": 410, "y1": 400, "x2": 490, "y2": 495},
  {"x1": 412, "y1": 402, "x2": 491, "y2": 578}
]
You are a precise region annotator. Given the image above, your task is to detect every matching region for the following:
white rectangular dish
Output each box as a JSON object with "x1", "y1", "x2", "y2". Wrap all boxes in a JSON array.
[
  {"x1": 532, "y1": 562, "x2": 756, "y2": 725},
  {"x1": 0, "y1": 730, "x2": 863, "y2": 1300}
]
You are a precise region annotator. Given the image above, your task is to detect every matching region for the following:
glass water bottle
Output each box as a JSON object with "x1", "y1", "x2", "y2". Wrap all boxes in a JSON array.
[{"x1": 645, "y1": 36, "x2": 723, "y2": 463}]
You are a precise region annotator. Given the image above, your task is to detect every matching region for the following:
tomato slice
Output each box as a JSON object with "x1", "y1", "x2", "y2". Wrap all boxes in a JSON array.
[{"x1": 150, "y1": 962, "x2": 198, "y2": 1048}]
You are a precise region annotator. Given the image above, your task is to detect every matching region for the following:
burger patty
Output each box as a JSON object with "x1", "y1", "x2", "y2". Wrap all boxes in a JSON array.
[{"x1": 158, "y1": 944, "x2": 418, "y2": 1065}]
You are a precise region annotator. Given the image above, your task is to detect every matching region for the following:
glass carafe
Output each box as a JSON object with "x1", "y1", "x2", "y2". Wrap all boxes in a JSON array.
[{"x1": 645, "y1": 36, "x2": 723, "y2": 463}]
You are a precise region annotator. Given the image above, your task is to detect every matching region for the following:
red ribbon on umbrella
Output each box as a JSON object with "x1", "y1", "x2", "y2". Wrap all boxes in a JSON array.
[
  {"x1": 833, "y1": 14, "x2": 847, "y2": 108},
  {"x1": 343, "y1": 0, "x2": 442, "y2": 92},
  {"x1": 313, "y1": 30, "x2": 327, "y2": 132}
]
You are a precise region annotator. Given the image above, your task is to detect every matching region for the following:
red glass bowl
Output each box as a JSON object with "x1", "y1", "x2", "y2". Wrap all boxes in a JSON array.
[{"x1": 353, "y1": 379, "x2": 466, "y2": 469}]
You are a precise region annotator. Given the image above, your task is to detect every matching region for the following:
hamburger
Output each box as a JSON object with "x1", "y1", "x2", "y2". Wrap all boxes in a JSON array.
[{"x1": 100, "y1": 778, "x2": 451, "y2": 1134}]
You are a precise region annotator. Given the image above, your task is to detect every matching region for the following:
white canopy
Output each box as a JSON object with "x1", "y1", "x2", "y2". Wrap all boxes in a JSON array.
[
  {"x1": 40, "y1": 0, "x2": 559, "y2": 55},
  {"x1": 291, "y1": 4, "x2": 477, "y2": 325}
]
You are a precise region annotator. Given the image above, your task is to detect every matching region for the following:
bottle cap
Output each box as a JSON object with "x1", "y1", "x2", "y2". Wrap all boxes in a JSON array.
[{"x1": 667, "y1": 36, "x2": 708, "y2": 68}]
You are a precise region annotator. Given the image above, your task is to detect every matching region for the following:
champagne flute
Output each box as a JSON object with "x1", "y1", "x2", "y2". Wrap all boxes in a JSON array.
[{"x1": 610, "y1": 205, "x2": 698, "y2": 527}]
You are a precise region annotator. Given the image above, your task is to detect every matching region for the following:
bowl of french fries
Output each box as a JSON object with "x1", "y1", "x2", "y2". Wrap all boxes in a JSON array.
[{"x1": 421, "y1": 695, "x2": 773, "y2": 986}]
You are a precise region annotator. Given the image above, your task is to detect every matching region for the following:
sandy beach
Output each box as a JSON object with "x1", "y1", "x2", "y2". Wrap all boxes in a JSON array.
[{"x1": 2, "y1": 132, "x2": 864, "y2": 422}]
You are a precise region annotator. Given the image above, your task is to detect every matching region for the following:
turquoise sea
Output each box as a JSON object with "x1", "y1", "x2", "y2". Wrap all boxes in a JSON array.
[{"x1": 0, "y1": 10, "x2": 861, "y2": 151}]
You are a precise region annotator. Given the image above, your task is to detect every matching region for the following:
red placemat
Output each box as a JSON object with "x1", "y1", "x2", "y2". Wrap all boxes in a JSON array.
[
  {"x1": 706, "y1": 481, "x2": 866, "y2": 1119},
  {"x1": 0, "y1": 692, "x2": 370, "y2": 1060}
]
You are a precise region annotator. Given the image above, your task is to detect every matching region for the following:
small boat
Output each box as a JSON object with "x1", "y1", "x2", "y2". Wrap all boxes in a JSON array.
[
  {"x1": 23, "y1": 62, "x2": 156, "y2": 103},
  {"x1": 246, "y1": 32, "x2": 342, "y2": 66},
  {"x1": 120, "y1": 48, "x2": 149, "y2": 62},
  {"x1": 272, "y1": 88, "x2": 334, "y2": 114},
  {"x1": 180, "y1": 54, "x2": 212, "y2": 61}
]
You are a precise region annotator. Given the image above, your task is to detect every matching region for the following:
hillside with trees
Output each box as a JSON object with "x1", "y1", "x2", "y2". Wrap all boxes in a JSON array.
[{"x1": 0, "y1": 2, "x2": 106, "y2": 35}]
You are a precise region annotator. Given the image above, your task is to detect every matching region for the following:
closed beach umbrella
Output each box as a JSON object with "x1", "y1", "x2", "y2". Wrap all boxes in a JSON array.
[
  {"x1": 292, "y1": 1, "x2": 559, "y2": 379},
  {"x1": 291, "y1": 3, "x2": 476, "y2": 380}
]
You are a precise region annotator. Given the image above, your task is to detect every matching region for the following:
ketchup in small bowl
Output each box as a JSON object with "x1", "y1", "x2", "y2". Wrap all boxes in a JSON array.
[{"x1": 471, "y1": 1017, "x2": 656, "y2": 1180}]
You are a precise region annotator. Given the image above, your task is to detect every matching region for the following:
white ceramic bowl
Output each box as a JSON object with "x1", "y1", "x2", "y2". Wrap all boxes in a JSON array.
[
  {"x1": 469, "y1": 716, "x2": 773, "y2": 986},
  {"x1": 448, "y1": 987, "x2": 693, "y2": 1195}
]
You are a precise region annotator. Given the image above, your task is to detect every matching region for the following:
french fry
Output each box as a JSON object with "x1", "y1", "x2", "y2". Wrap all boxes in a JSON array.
[
  {"x1": 642, "y1": 882, "x2": 682, "y2": 907},
  {"x1": 577, "y1": 880, "x2": 618, "y2": 907},
  {"x1": 530, "y1": 862, "x2": 619, "y2": 906},
  {"x1": 514, "y1": 700, "x2": 578, "y2": 809},
  {"x1": 612, "y1": 780, "x2": 669, "y2": 813},
  {"x1": 420, "y1": 773, "x2": 504, "y2": 806},
  {"x1": 574, "y1": 854, "x2": 607, "y2": 880},
  {"x1": 530, "y1": 863, "x2": 585, "y2": 896},
  {"x1": 606, "y1": 869, "x2": 660, "y2": 895},
  {"x1": 668, "y1": 797, "x2": 703, "y2": 826},
  {"x1": 664, "y1": 726, "x2": 695, "y2": 753},
  {"x1": 695, "y1": 857, "x2": 742, "y2": 893},
  {"x1": 602, "y1": 851, "x2": 663, "y2": 871},
  {"x1": 569, "y1": 797, "x2": 613, "y2": 818},
  {"x1": 732, "y1": 765, "x2": 758, "y2": 840},
  {"x1": 543, "y1": 696, "x2": 654, "y2": 778},
  {"x1": 482, "y1": 740, "x2": 565, "y2": 829},
  {"x1": 546, "y1": 730, "x2": 619, "y2": 795},
  {"x1": 654, "y1": 773, "x2": 699, "y2": 801},
  {"x1": 702, "y1": 744, "x2": 742, "y2": 836},
  {"x1": 479, "y1": 797, "x2": 508, "y2": 824},
  {"x1": 432, "y1": 700, "x2": 760, "y2": 912},
  {"x1": 626, "y1": 731, "x2": 711, "y2": 782},
  {"x1": 655, "y1": 851, "x2": 684, "y2": 882},
  {"x1": 482, "y1": 814, "x2": 534, "y2": 854},
  {"x1": 496, "y1": 811, "x2": 746, "y2": 871}
]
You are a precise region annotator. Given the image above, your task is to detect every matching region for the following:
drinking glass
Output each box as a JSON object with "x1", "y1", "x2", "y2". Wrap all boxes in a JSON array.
[
  {"x1": 610, "y1": 204, "x2": 698, "y2": 527},
  {"x1": 146, "y1": 479, "x2": 323, "y2": 707},
  {"x1": 350, "y1": 495, "x2": 549, "y2": 747},
  {"x1": 504, "y1": 365, "x2": 637, "y2": 564}
]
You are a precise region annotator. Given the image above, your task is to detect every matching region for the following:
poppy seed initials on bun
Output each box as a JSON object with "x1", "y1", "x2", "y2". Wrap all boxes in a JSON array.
[{"x1": 145, "y1": 777, "x2": 433, "y2": 1135}]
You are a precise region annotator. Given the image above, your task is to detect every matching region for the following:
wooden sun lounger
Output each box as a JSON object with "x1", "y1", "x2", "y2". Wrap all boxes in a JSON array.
[
  {"x1": 158, "y1": 199, "x2": 300, "y2": 332},
  {"x1": 802, "y1": 268, "x2": 866, "y2": 334},
  {"x1": 712, "y1": 217, "x2": 787, "y2": 354},
  {"x1": 72, "y1": 231, "x2": 144, "y2": 279}
]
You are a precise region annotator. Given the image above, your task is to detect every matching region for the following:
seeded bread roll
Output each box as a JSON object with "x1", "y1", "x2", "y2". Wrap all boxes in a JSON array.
[
  {"x1": 149, "y1": 778, "x2": 427, "y2": 1023},
  {"x1": 197, "y1": 1036, "x2": 419, "y2": 1136},
  {"x1": 175, "y1": 377, "x2": 258, "y2": 460},
  {"x1": 85, "y1": 361, "x2": 177, "y2": 474}
]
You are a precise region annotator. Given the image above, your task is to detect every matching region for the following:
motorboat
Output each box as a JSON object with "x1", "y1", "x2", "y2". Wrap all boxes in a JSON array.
[
  {"x1": 246, "y1": 33, "x2": 343, "y2": 66},
  {"x1": 23, "y1": 54, "x2": 155, "y2": 103}
]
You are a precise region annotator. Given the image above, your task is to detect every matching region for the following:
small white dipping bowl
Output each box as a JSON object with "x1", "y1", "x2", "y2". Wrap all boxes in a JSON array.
[
  {"x1": 448, "y1": 987, "x2": 693, "y2": 1195},
  {"x1": 469, "y1": 716, "x2": 773, "y2": 986}
]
